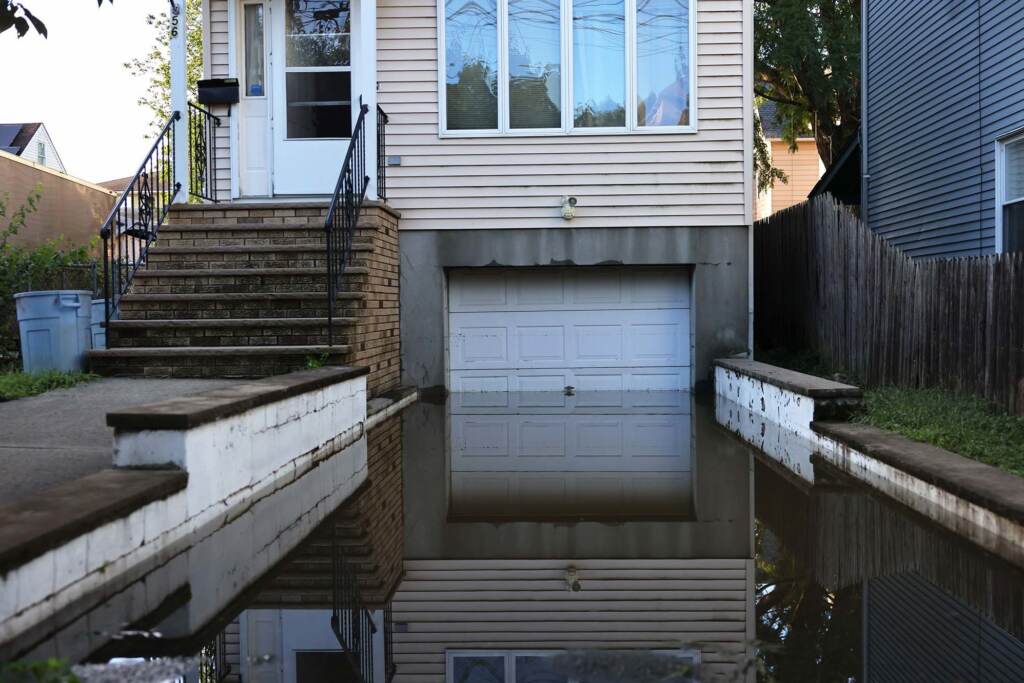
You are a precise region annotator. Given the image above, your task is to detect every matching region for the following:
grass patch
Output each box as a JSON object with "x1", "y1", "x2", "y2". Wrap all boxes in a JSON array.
[
  {"x1": 755, "y1": 348, "x2": 1024, "y2": 476},
  {"x1": 0, "y1": 370, "x2": 98, "y2": 401},
  {"x1": 856, "y1": 386, "x2": 1024, "y2": 476}
]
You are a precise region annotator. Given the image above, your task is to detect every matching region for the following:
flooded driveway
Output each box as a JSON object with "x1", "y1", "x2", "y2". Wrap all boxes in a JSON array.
[{"x1": 7, "y1": 392, "x2": 1024, "y2": 682}]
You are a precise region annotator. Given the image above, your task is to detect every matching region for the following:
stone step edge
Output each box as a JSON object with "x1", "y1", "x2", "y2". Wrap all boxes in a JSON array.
[
  {"x1": 120, "y1": 291, "x2": 365, "y2": 302},
  {"x1": 87, "y1": 345, "x2": 353, "y2": 358},
  {"x1": 133, "y1": 267, "x2": 368, "y2": 278},
  {"x1": 147, "y1": 243, "x2": 372, "y2": 255},
  {"x1": 159, "y1": 221, "x2": 385, "y2": 232},
  {"x1": 108, "y1": 317, "x2": 355, "y2": 329}
]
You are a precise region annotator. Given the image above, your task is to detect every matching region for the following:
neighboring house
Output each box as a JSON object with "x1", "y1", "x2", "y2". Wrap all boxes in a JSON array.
[
  {"x1": 160, "y1": 0, "x2": 753, "y2": 393},
  {"x1": 0, "y1": 149, "x2": 115, "y2": 249},
  {"x1": 859, "y1": 1, "x2": 1024, "y2": 258},
  {"x1": 755, "y1": 101, "x2": 824, "y2": 220},
  {"x1": 0, "y1": 122, "x2": 66, "y2": 173}
]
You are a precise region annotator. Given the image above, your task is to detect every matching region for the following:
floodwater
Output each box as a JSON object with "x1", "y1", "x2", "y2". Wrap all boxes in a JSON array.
[{"x1": 6, "y1": 392, "x2": 1024, "y2": 682}]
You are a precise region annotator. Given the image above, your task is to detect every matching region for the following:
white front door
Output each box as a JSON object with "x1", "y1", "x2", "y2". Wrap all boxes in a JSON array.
[
  {"x1": 239, "y1": 1, "x2": 272, "y2": 196},
  {"x1": 447, "y1": 267, "x2": 693, "y2": 392},
  {"x1": 269, "y1": 0, "x2": 353, "y2": 195}
]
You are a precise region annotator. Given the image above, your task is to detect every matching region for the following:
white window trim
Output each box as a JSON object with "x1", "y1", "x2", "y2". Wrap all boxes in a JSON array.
[
  {"x1": 995, "y1": 128, "x2": 1024, "y2": 253},
  {"x1": 436, "y1": 0, "x2": 697, "y2": 138},
  {"x1": 444, "y1": 648, "x2": 702, "y2": 682}
]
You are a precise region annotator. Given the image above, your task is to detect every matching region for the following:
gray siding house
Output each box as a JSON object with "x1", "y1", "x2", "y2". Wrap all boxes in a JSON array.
[{"x1": 863, "y1": 0, "x2": 1024, "y2": 258}]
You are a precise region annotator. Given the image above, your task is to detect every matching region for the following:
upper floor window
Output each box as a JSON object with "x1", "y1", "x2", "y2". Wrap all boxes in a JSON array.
[
  {"x1": 997, "y1": 131, "x2": 1024, "y2": 253},
  {"x1": 36, "y1": 141, "x2": 46, "y2": 166},
  {"x1": 440, "y1": 0, "x2": 695, "y2": 136}
]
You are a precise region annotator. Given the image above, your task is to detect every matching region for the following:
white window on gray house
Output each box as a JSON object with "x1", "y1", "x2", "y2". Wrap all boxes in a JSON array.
[
  {"x1": 441, "y1": 0, "x2": 694, "y2": 135},
  {"x1": 997, "y1": 132, "x2": 1024, "y2": 253},
  {"x1": 37, "y1": 141, "x2": 46, "y2": 166}
]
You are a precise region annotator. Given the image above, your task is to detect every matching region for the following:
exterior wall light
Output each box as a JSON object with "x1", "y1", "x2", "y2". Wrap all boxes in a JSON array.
[{"x1": 561, "y1": 196, "x2": 578, "y2": 220}]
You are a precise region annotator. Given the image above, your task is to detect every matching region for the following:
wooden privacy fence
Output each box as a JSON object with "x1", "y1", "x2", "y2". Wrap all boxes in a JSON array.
[{"x1": 755, "y1": 194, "x2": 1024, "y2": 415}]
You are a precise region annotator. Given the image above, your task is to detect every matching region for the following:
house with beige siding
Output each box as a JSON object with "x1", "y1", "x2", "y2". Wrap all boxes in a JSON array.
[
  {"x1": 104, "y1": 0, "x2": 751, "y2": 390},
  {"x1": 754, "y1": 101, "x2": 824, "y2": 220}
]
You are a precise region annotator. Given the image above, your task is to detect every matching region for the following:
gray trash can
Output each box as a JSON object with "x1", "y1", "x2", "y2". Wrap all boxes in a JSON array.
[
  {"x1": 90, "y1": 298, "x2": 111, "y2": 350},
  {"x1": 14, "y1": 290, "x2": 94, "y2": 373}
]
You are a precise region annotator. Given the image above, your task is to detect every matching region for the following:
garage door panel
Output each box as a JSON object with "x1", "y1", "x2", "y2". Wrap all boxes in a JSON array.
[
  {"x1": 449, "y1": 368, "x2": 692, "y2": 393},
  {"x1": 449, "y1": 268, "x2": 691, "y2": 313},
  {"x1": 448, "y1": 267, "x2": 691, "y2": 391},
  {"x1": 450, "y1": 309, "x2": 691, "y2": 370}
]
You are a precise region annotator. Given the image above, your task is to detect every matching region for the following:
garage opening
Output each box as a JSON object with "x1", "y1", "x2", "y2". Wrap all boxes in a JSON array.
[{"x1": 447, "y1": 266, "x2": 693, "y2": 392}]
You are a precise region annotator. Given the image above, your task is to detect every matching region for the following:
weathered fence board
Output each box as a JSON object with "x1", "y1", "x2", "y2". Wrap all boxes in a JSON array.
[{"x1": 755, "y1": 195, "x2": 1024, "y2": 416}]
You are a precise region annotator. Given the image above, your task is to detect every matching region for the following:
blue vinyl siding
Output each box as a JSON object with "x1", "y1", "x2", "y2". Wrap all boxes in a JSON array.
[{"x1": 865, "y1": 0, "x2": 1024, "y2": 258}]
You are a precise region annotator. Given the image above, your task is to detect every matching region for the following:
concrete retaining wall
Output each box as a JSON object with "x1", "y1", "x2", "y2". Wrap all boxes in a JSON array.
[
  {"x1": 714, "y1": 359, "x2": 1024, "y2": 569},
  {"x1": 0, "y1": 368, "x2": 369, "y2": 656}
]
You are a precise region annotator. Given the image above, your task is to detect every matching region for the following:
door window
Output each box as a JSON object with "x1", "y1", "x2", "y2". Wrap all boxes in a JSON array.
[
  {"x1": 284, "y1": 0, "x2": 352, "y2": 138},
  {"x1": 244, "y1": 4, "x2": 266, "y2": 96}
]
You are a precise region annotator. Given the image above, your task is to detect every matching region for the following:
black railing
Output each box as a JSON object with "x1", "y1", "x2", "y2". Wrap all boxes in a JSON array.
[
  {"x1": 331, "y1": 522, "x2": 377, "y2": 683},
  {"x1": 325, "y1": 102, "x2": 371, "y2": 347},
  {"x1": 188, "y1": 102, "x2": 220, "y2": 202},
  {"x1": 101, "y1": 112, "x2": 181, "y2": 324},
  {"x1": 377, "y1": 104, "x2": 389, "y2": 201}
]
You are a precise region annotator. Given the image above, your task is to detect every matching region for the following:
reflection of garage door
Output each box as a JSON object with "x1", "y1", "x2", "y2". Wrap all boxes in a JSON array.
[{"x1": 447, "y1": 267, "x2": 691, "y2": 392}]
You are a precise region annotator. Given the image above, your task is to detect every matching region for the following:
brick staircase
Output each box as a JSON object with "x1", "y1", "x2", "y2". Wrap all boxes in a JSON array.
[{"x1": 88, "y1": 201, "x2": 401, "y2": 387}]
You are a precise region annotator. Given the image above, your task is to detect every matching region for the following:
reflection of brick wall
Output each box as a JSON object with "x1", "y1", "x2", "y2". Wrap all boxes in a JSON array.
[
  {"x1": 0, "y1": 152, "x2": 115, "y2": 250},
  {"x1": 361, "y1": 411, "x2": 405, "y2": 606}
]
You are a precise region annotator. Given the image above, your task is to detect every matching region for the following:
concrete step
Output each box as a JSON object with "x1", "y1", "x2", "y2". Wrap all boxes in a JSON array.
[
  {"x1": 117, "y1": 291, "x2": 365, "y2": 320},
  {"x1": 130, "y1": 267, "x2": 367, "y2": 295},
  {"x1": 107, "y1": 317, "x2": 354, "y2": 348},
  {"x1": 87, "y1": 344, "x2": 352, "y2": 379},
  {"x1": 144, "y1": 243, "x2": 371, "y2": 271}
]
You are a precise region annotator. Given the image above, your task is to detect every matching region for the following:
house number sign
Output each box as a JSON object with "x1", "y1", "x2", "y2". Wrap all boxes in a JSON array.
[{"x1": 169, "y1": 0, "x2": 180, "y2": 37}]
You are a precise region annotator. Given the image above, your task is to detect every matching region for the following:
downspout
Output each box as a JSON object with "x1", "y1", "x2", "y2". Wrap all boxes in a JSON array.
[{"x1": 860, "y1": 0, "x2": 869, "y2": 220}]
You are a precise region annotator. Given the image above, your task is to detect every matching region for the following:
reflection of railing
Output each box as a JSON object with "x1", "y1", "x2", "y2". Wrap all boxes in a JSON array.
[
  {"x1": 331, "y1": 522, "x2": 377, "y2": 683},
  {"x1": 384, "y1": 602, "x2": 396, "y2": 682},
  {"x1": 100, "y1": 112, "x2": 181, "y2": 324},
  {"x1": 188, "y1": 102, "x2": 220, "y2": 203}
]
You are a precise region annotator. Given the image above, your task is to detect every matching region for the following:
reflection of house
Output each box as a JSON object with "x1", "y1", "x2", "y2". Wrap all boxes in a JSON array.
[
  {"x1": 0, "y1": 122, "x2": 65, "y2": 173},
  {"x1": 392, "y1": 398, "x2": 756, "y2": 682},
  {"x1": 754, "y1": 101, "x2": 824, "y2": 220}
]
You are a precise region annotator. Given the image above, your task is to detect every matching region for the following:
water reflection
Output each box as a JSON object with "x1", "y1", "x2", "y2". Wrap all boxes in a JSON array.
[{"x1": 9, "y1": 393, "x2": 1024, "y2": 683}]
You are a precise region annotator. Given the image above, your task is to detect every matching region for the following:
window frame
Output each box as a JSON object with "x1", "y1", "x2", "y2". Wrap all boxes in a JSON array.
[
  {"x1": 996, "y1": 128, "x2": 1024, "y2": 253},
  {"x1": 436, "y1": 0, "x2": 697, "y2": 137},
  {"x1": 444, "y1": 648, "x2": 702, "y2": 683}
]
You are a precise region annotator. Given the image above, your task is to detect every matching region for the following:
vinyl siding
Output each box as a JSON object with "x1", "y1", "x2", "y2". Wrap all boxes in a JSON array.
[
  {"x1": 866, "y1": 572, "x2": 1024, "y2": 682},
  {"x1": 864, "y1": 0, "x2": 1024, "y2": 258},
  {"x1": 208, "y1": 0, "x2": 232, "y2": 201},
  {"x1": 392, "y1": 559, "x2": 755, "y2": 683},
  {"x1": 378, "y1": 0, "x2": 750, "y2": 231},
  {"x1": 767, "y1": 138, "x2": 820, "y2": 215},
  {"x1": 23, "y1": 125, "x2": 65, "y2": 173}
]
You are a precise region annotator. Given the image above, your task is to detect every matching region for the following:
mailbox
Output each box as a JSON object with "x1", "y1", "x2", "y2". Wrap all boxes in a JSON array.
[{"x1": 197, "y1": 78, "x2": 239, "y2": 106}]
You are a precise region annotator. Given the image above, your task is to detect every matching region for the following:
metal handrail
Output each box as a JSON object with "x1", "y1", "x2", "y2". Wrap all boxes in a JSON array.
[
  {"x1": 188, "y1": 102, "x2": 221, "y2": 202},
  {"x1": 377, "y1": 104, "x2": 389, "y2": 201},
  {"x1": 100, "y1": 111, "x2": 181, "y2": 325},
  {"x1": 325, "y1": 101, "x2": 371, "y2": 347}
]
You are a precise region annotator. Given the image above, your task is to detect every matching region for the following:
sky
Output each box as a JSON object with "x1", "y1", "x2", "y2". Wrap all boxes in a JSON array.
[{"x1": 0, "y1": 0, "x2": 167, "y2": 183}]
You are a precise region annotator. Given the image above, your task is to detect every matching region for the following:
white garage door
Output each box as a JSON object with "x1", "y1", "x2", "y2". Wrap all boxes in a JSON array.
[{"x1": 448, "y1": 267, "x2": 691, "y2": 392}]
